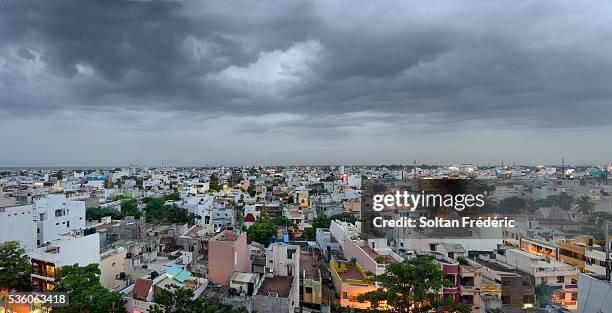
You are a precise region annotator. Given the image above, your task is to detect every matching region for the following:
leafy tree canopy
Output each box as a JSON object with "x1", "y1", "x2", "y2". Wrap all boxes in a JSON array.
[
  {"x1": 86, "y1": 206, "x2": 124, "y2": 221},
  {"x1": 0, "y1": 241, "x2": 31, "y2": 292},
  {"x1": 357, "y1": 256, "x2": 469, "y2": 313},
  {"x1": 150, "y1": 285, "x2": 248, "y2": 313},
  {"x1": 53, "y1": 264, "x2": 126, "y2": 313}
]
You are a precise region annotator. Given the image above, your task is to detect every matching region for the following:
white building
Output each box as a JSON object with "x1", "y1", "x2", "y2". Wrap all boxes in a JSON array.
[
  {"x1": 35, "y1": 194, "x2": 86, "y2": 246},
  {"x1": 182, "y1": 195, "x2": 214, "y2": 226},
  {"x1": 0, "y1": 204, "x2": 37, "y2": 250},
  {"x1": 29, "y1": 231, "x2": 100, "y2": 291},
  {"x1": 577, "y1": 273, "x2": 612, "y2": 313}
]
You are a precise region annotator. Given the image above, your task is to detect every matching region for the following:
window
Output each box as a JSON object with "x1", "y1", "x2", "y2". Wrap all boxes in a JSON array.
[
  {"x1": 66, "y1": 221, "x2": 70, "y2": 227},
  {"x1": 342, "y1": 292, "x2": 348, "y2": 299},
  {"x1": 523, "y1": 295, "x2": 534, "y2": 304},
  {"x1": 501, "y1": 296, "x2": 510, "y2": 305},
  {"x1": 541, "y1": 277, "x2": 548, "y2": 284},
  {"x1": 557, "y1": 276, "x2": 564, "y2": 284}
]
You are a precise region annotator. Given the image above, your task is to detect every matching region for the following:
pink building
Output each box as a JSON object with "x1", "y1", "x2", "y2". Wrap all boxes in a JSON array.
[{"x1": 208, "y1": 230, "x2": 249, "y2": 286}]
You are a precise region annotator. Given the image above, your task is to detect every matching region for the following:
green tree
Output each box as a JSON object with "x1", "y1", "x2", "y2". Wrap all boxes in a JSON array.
[
  {"x1": 246, "y1": 221, "x2": 277, "y2": 245},
  {"x1": 357, "y1": 256, "x2": 470, "y2": 313},
  {"x1": 271, "y1": 216, "x2": 296, "y2": 227},
  {"x1": 576, "y1": 196, "x2": 594, "y2": 215},
  {"x1": 53, "y1": 264, "x2": 126, "y2": 313},
  {"x1": 86, "y1": 207, "x2": 124, "y2": 221},
  {"x1": 247, "y1": 184, "x2": 256, "y2": 197},
  {"x1": 120, "y1": 198, "x2": 141, "y2": 218},
  {"x1": 329, "y1": 212, "x2": 357, "y2": 224},
  {"x1": 150, "y1": 285, "x2": 248, "y2": 313},
  {"x1": 209, "y1": 174, "x2": 220, "y2": 191},
  {"x1": 303, "y1": 227, "x2": 316, "y2": 240},
  {"x1": 312, "y1": 216, "x2": 331, "y2": 229},
  {"x1": 0, "y1": 241, "x2": 31, "y2": 292},
  {"x1": 145, "y1": 196, "x2": 191, "y2": 224}
]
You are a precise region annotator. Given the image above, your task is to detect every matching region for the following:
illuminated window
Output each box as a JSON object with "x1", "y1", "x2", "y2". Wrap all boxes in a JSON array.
[{"x1": 45, "y1": 264, "x2": 56, "y2": 278}]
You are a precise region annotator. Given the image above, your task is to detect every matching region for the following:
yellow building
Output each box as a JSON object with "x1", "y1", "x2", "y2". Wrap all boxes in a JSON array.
[
  {"x1": 330, "y1": 256, "x2": 376, "y2": 309},
  {"x1": 559, "y1": 235, "x2": 602, "y2": 273}
]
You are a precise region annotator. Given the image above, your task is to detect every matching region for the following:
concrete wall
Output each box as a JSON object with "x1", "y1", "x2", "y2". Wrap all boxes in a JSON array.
[
  {"x1": 56, "y1": 232, "x2": 101, "y2": 267},
  {"x1": 577, "y1": 273, "x2": 612, "y2": 313},
  {"x1": 36, "y1": 194, "x2": 86, "y2": 245},
  {"x1": 0, "y1": 204, "x2": 37, "y2": 250},
  {"x1": 253, "y1": 294, "x2": 290, "y2": 313},
  {"x1": 208, "y1": 232, "x2": 249, "y2": 286},
  {"x1": 99, "y1": 247, "x2": 127, "y2": 290},
  {"x1": 343, "y1": 238, "x2": 377, "y2": 274}
]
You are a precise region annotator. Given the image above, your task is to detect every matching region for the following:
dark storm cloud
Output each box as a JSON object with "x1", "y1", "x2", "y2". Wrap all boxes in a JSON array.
[{"x1": 1, "y1": 0, "x2": 612, "y2": 130}]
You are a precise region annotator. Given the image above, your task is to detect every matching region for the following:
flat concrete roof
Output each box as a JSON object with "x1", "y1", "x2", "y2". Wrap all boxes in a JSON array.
[
  {"x1": 300, "y1": 252, "x2": 320, "y2": 279},
  {"x1": 257, "y1": 276, "x2": 293, "y2": 298}
]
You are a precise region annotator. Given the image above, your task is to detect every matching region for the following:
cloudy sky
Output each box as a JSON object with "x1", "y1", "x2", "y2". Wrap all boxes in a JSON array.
[{"x1": 1, "y1": 0, "x2": 612, "y2": 167}]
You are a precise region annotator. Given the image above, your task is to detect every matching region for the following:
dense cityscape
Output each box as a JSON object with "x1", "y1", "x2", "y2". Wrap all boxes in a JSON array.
[
  {"x1": 0, "y1": 164, "x2": 611, "y2": 313},
  {"x1": 2, "y1": 0, "x2": 612, "y2": 312}
]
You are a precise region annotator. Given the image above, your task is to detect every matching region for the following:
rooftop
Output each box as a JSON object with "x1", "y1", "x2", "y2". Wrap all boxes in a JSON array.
[
  {"x1": 363, "y1": 245, "x2": 397, "y2": 264},
  {"x1": 212, "y1": 229, "x2": 240, "y2": 242},
  {"x1": 230, "y1": 272, "x2": 257, "y2": 284},
  {"x1": 299, "y1": 251, "x2": 320, "y2": 279},
  {"x1": 256, "y1": 276, "x2": 293, "y2": 298},
  {"x1": 131, "y1": 278, "x2": 153, "y2": 300},
  {"x1": 337, "y1": 263, "x2": 367, "y2": 281}
]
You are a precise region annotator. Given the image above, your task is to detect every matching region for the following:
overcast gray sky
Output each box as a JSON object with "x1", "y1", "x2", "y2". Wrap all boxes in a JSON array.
[{"x1": 1, "y1": 0, "x2": 611, "y2": 167}]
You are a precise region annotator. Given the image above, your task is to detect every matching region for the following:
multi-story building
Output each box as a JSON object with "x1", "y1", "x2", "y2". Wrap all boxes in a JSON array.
[
  {"x1": 0, "y1": 204, "x2": 37, "y2": 250},
  {"x1": 29, "y1": 230, "x2": 100, "y2": 291},
  {"x1": 496, "y1": 248, "x2": 578, "y2": 309},
  {"x1": 458, "y1": 263, "x2": 483, "y2": 312},
  {"x1": 473, "y1": 255, "x2": 535, "y2": 309},
  {"x1": 207, "y1": 229, "x2": 249, "y2": 286},
  {"x1": 559, "y1": 235, "x2": 609, "y2": 275},
  {"x1": 253, "y1": 243, "x2": 301, "y2": 313},
  {"x1": 35, "y1": 194, "x2": 86, "y2": 246},
  {"x1": 299, "y1": 251, "x2": 322, "y2": 307},
  {"x1": 329, "y1": 255, "x2": 376, "y2": 310},
  {"x1": 520, "y1": 237, "x2": 558, "y2": 259}
]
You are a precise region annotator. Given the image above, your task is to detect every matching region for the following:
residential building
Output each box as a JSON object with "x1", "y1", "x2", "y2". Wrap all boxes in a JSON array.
[
  {"x1": 473, "y1": 255, "x2": 535, "y2": 308},
  {"x1": 29, "y1": 230, "x2": 100, "y2": 291},
  {"x1": 35, "y1": 194, "x2": 86, "y2": 246},
  {"x1": 496, "y1": 248, "x2": 578, "y2": 309},
  {"x1": 329, "y1": 255, "x2": 376, "y2": 309},
  {"x1": 299, "y1": 251, "x2": 322, "y2": 307},
  {"x1": 99, "y1": 246, "x2": 128, "y2": 291},
  {"x1": 253, "y1": 243, "x2": 301, "y2": 313},
  {"x1": 208, "y1": 229, "x2": 249, "y2": 286},
  {"x1": 0, "y1": 204, "x2": 36, "y2": 250},
  {"x1": 122, "y1": 267, "x2": 207, "y2": 313}
]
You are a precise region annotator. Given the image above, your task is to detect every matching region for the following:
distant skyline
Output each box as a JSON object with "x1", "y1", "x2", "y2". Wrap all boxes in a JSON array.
[{"x1": 1, "y1": 0, "x2": 612, "y2": 166}]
